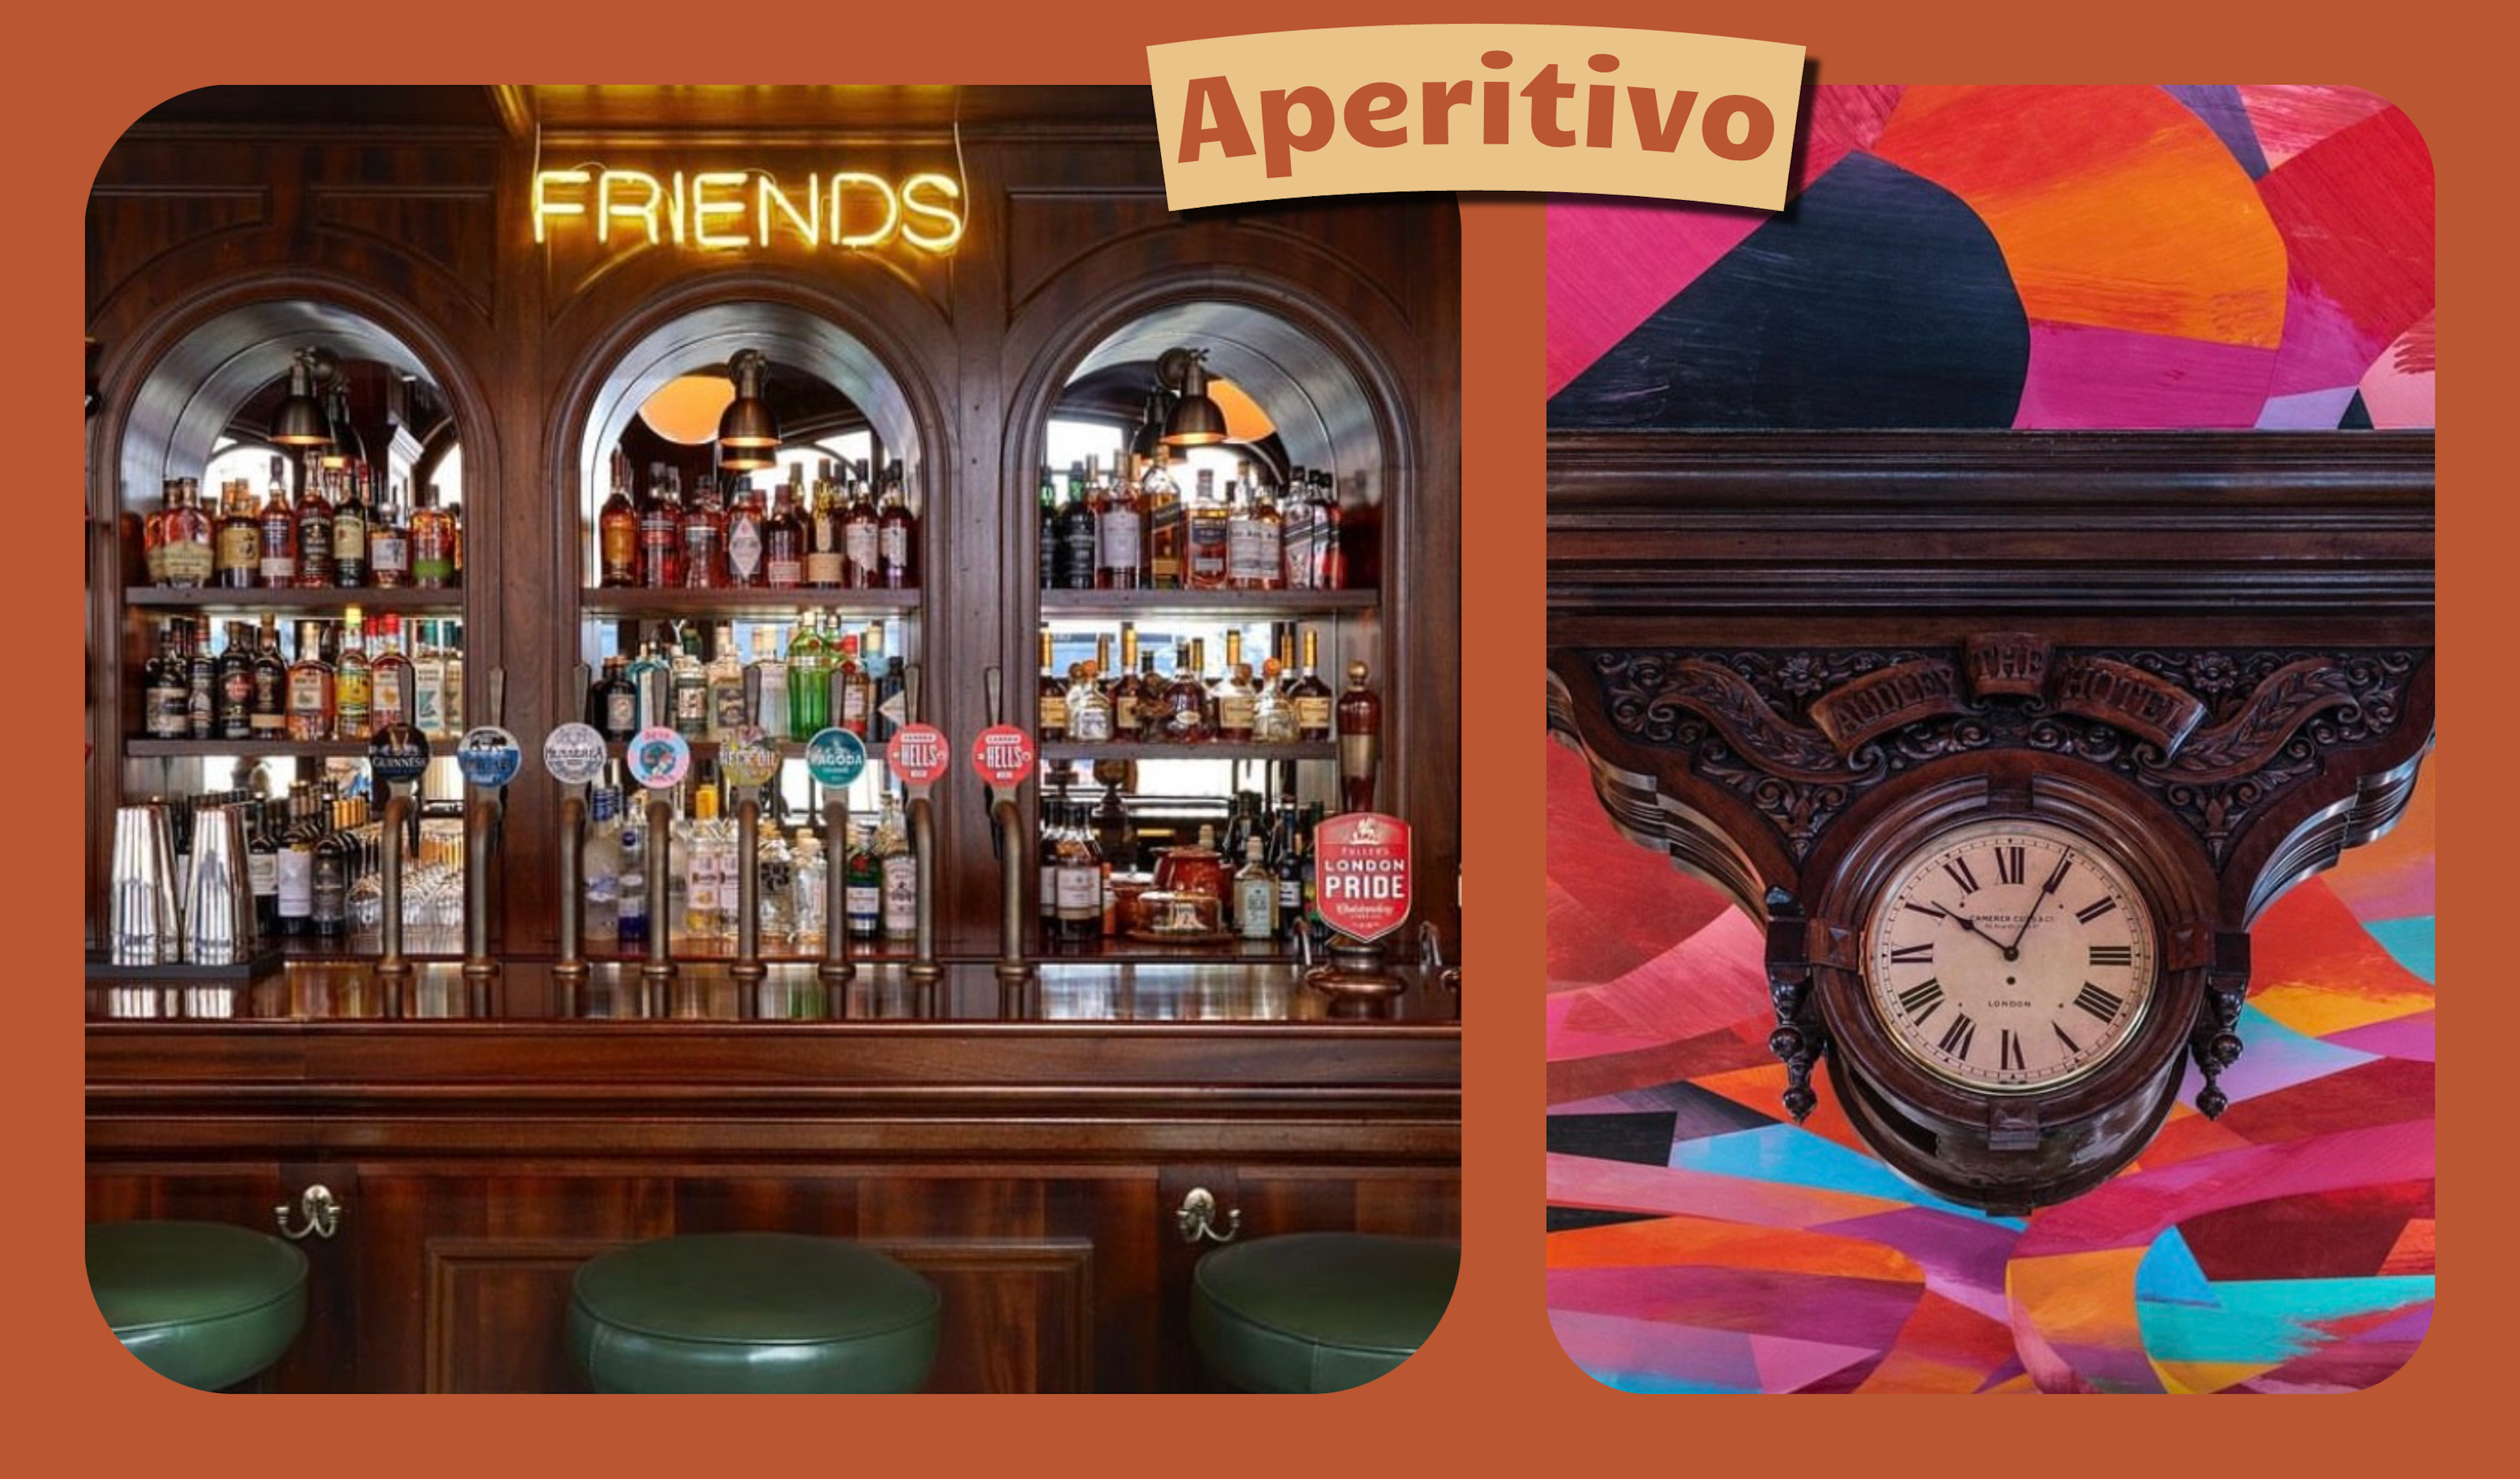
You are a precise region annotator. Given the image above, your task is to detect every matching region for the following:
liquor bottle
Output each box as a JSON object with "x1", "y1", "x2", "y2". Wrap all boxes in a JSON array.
[
  {"x1": 1228, "y1": 469, "x2": 1282, "y2": 591},
  {"x1": 276, "y1": 784, "x2": 318, "y2": 938},
  {"x1": 835, "y1": 631, "x2": 874, "y2": 738},
  {"x1": 747, "y1": 627, "x2": 788, "y2": 738},
  {"x1": 1186, "y1": 468, "x2": 1230, "y2": 590},
  {"x1": 706, "y1": 624, "x2": 746, "y2": 741},
  {"x1": 333, "y1": 617, "x2": 372, "y2": 740},
  {"x1": 681, "y1": 474, "x2": 727, "y2": 589},
  {"x1": 598, "y1": 449, "x2": 639, "y2": 588},
  {"x1": 1290, "y1": 629, "x2": 1335, "y2": 742},
  {"x1": 1235, "y1": 837, "x2": 1276, "y2": 941},
  {"x1": 215, "y1": 478, "x2": 261, "y2": 589},
  {"x1": 805, "y1": 461, "x2": 847, "y2": 589},
  {"x1": 410, "y1": 479, "x2": 457, "y2": 589},
  {"x1": 312, "y1": 801, "x2": 350, "y2": 940},
  {"x1": 877, "y1": 463, "x2": 916, "y2": 589},
  {"x1": 763, "y1": 468, "x2": 807, "y2": 589},
  {"x1": 1055, "y1": 461, "x2": 1098, "y2": 591},
  {"x1": 1160, "y1": 644, "x2": 1212, "y2": 743},
  {"x1": 160, "y1": 478, "x2": 213, "y2": 589},
  {"x1": 1110, "y1": 625, "x2": 1147, "y2": 741},
  {"x1": 369, "y1": 482, "x2": 412, "y2": 589},
  {"x1": 841, "y1": 468, "x2": 881, "y2": 590},
  {"x1": 1337, "y1": 660, "x2": 1382, "y2": 814},
  {"x1": 251, "y1": 615, "x2": 288, "y2": 738},
  {"x1": 627, "y1": 636, "x2": 670, "y2": 732},
  {"x1": 1037, "y1": 799, "x2": 1062, "y2": 937},
  {"x1": 1037, "y1": 629, "x2": 1068, "y2": 742},
  {"x1": 1251, "y1": 659, "x2": 1297, "y2": 744},
  {"x1": 724, "y1": 479, "x2": 767, "y2": 589},
  {"x1": 791, "y1": 831, "x2": 827, "y2": 948},
  {"x1": 685, "y1": 785, "x2": 724, "y2": 942},
  {"x1": 1055, "y1": 803, "x2": 1104, "y2": 944},
  {"x1": 638, "y1": 463, "x2": 681, "y2": 589},
  {"x1": 878, "y1": 795, "x2": 916, "y2": 940},
  {"x1": 412, "y1": 621, "x2": 447, "y2": 739},
  {"x1": 669, "y1": 635, "x2": 709, "y2": 740},
  {"x1": 1068, "y1": 661, "x2": 1113, "y2": 743},
  {"x1": 1214, "y1": 650, "x2": 1257, "y2": 743},
  {"x1": 258, "y1": 456, "x2": 297, "y2": 588},
  {"x1": 333, "y1": 466, "x2": 371, "y2": 588},
  {"x1": 616, "y1": 802, "x2": 649, "y2": 953},
  {"x1": 1269, "y1": 806, "x2": 1305, "y2": 937},
  {"x1": 870, "y1": 625, "x2": 905, "y2": 743},
  {"x1": 784, "y1": 615, "x2": 828, "y2": 740},
  {"x1": 1280, "y1": 466, "x2": 1315, "y2": 592},
  {"x1": 1312, "y1": 472, "x2": 1346, "y2": 590},
  {"x1": 757, "y1": 825, "x2": 795, "y2": 945},
  {"x1": 186, "y1": 619, "x2": 216, "y2": 739},
  {"x1": 442, "y1": 621, "x2": 467, "y2": 734},
  {"x1": 369, "y1": 615, "x2": 414, "y2": 732},
  {"x1": 845, "y1": 824, "x2": 881, "y2": 941},
  {"x1": 1146, "y1": 461, "x2": 1186, "y2": 591},
  {"x1": 1038, "y1": 465, "x2": 1060, "y2": 589},
  {"x1": 294, "y1": 465, "x2": 337, "y2": 589},
  {"x1": 583, "y1": 787, "x2": 621, "y2": 948},
  {"x1": 589, "y1": 655, "x2": 638, "y2": 741},
  {"x1": 142, "y1": 621, "x2": 190, "y2": 740},
  {"x1": 247, "y1": 798, "x2": 282, "y2": 936},
  {"x1": 1096, "y1": 454, "x2": 1144, "y2": 589},
  {"x1": 216, "y1": 622, "x2": 255, "y2": 741},
  {"x1": 285, "y1": 621, "x2": 335, "y2": 741},
  {"x1": 142, "y1": 480, "x2": 170, "y2": 587}
]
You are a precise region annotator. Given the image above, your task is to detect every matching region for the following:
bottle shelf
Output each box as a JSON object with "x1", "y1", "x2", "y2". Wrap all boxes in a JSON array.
[
  {"x1": 1040, "y1": 741, "x2": 1336, "y2": 763},
  {"x1": 125, "y1": 587, "x2": 465, "y2": 614},
  {"x1": 127, "y1": 738, "x2": 446, "y2": 759},
  {"x1": 581, "y1": 588, "x2": 921, "y2": 620},
  {"x1": 1038, "y1": 589, "x2": 1377, "y2": 619}
]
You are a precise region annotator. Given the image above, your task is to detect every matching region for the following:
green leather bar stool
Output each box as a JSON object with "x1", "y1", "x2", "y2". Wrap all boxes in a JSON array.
[
  {"x1": 568, "y1": 1233, "x2": 941, "y2": 1394},
  {"x1": 1192, "y1": 1233, "x2": 1459, "y2": 1393},
  {"x1": 86, "y1": 1221, "x2": 310, "y2": 1392}
]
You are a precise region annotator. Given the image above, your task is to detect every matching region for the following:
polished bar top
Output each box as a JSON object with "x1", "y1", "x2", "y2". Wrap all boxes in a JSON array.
[{"x1": 87, "y1": 958, "x2": 1460, "y2": 1028}]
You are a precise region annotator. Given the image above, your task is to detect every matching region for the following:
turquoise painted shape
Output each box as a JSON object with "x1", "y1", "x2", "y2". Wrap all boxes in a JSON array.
[
  {"x1": 2365, "y1": 917, "x2": 2435, "y2": 985},
  {"x1": 1670, "y1": 1124, "x2": 2028, "y2": 1230},
  {"x1": 2136, "y1": 1275, "x2": 2437, "y2": 1365}
]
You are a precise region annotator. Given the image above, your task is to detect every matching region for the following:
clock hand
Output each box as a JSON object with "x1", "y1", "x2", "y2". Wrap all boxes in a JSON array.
[
  {"x1": 1941, "y1": 907, "x2": 2016, "y2": 961},
  {"x1": 2004, "y1": 858, "x2": 2072, "y2": 954}
]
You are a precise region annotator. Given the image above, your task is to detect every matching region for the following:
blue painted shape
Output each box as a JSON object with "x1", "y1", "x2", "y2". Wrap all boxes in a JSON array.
[
  {"x1": 2366, "y1": 917, "x2": 2435, "y2": 984},
  {"x1": 1671, "y1": 1123, "x2": 2028, "y2": 1230},
  {"x1": 1550, "y1": 152, "x2": 2030, "y2": 430},
  {"x1": 1590, "y1": 1369, "x2": 1757, "y2": 1395},
  {"x1": 2135, "y1": 1228, "x2": 2216, "y2": 1308},
  {"x1": 2137, "y1": 1276, "x2": 2436, "y2": 1366},
  {"x1": 2209, "y1": 1004, "x2": 2380, "y2": 1104},
  {"x1": 2164, "y1": 85, "x2": 2270, "y2": 178}
]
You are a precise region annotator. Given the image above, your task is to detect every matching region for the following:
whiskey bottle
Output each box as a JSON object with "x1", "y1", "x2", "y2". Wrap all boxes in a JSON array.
[
  {"x1": 669, "y1": 635, "x2": 709, "y2": 740},
  {"x1": 634, "y1": 464, "x2": 675, "y2": 589},
  {"x1": 251, "y1": 615, "x2": 288, "y2": 738},
  {"x1": 877, "y1": 463, "x2": 916, "y2": 589},
  {"x1": 1227, "y1": 470, "x2": 1282, "y2": 591},
  {"x1": 285, "y1": 621, "x2": 335, "y2": 742},
  {"x1": 215, "y1": 478, "x2": 261, "y2": 590},
  {"x1": 598, "y1": 449, "x2": 639, "y2": 588},
  {"x1": 333, "y1": 465, "x2": 371, "y2": 588},
  {"x1": 258, "y1": 455, "x2": 298, "y2": 588},
  {"x1": 142, "y1": 480, "x2": 170, "y2": 587},
  {"x1": 841, "y1": 468, "x2": 881, "y2": 590},
  {"x1": 1186, "y1": 469, "x2": 1230, "y2": 590},
  {"x1": 1214, "y1": 659, "x2": 1257, "y2": 743},
  {"x1": 333, "y1": 617, "x2": 372, "y2": 740},
  {"x1": 1095, "y1": 455, "x2": 1144, "y2": 590},
  {"x1": 142, "y1": 621, "x2": 190, "y2": 740},
  {"x1": 1311, "y1": 472, "x2": 1346, "y2": 590},
  {"x1": 186, "y1": 619, "x2": 216, "y2": 739},
  {"x1": 681, "y1": 474, "x2": 728, "y2": 590},
  {"x1": 724, "y1": 479, "x2": 767, "y2": 589},
  {"x1": 1251, "y1": 659, "x2": 1297, "y2": 744},
  {"x1": 1290, "y1": 629, "x2": 1335, "y2": 741},
  {"x1": 412, "y1": 621, "x2": 448, "y2": 739},
  {"x1": 1280, "y1": 466, "x2": 1316, "y2": 591},
  {"x1": 159, "y1": 479, "x2": 213, "y2": 589},
  {"x1": 410, "y1": 480, "x2": 457, "y2": 589},
  {"x1": 294, "y1": 465, "x2": 337, "y2": 589},
  {"x1": 215, "y1": 622, "x2": 255, "y2": 741},
  {"x1": 1038, "y1": 466, "x2": 1060, "y2": 590},
  {"x1": 805, "y1": 461, "x2": 847, "y2": 589},
  {"x1": 369, "y1": 615, "x2": 414, "y2": 732},
  {"x1": 1146, "y1": 461, "x2": 1186, "y2": 591},
  {"x1": 369, "y1": 482, "x2": 411, "y2": 589},
  {"x1": 1054, "y1": 462, "x2": 1097, "y2": 591},
  {"x1": 1068, "y1": 661, "x2": 1114, "y2": 743},
  {"x1": 1037, "y1": 629, "x2": 1068, "y2": 742},
  {"x1": 1160, "y1": 644, "x2": 1212, "y2": 743},
  {"x1": 1110, "y1": 625, "x2": 1147, "y2": 741},
  {"x1": 1337, "y1": 660, "x2": 1382, "y2": 814},
  {"x1": 763, "y1": 467, "x2": 807, "y2": 589}
]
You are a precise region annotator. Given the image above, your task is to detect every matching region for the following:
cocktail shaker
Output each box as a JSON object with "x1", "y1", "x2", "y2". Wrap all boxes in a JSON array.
[
  {"x1": 109, "y1": 804, "x2": 179, "y2": 965},
  {"x1": 183, "y1": 805, "x2": 255, "y2": 965}
]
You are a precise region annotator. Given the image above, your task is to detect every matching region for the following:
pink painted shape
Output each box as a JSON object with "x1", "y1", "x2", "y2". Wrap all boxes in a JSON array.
[
  {"x1": 2237, "y1": 85, "x2": 2395, "y2": 170},
  {"x1": 2265, "y1": 285, "x2": 2376, "y2": 400},
  {"x1": 2359, "y1": 313, "x2": 2436, "y2": 428},
  {"x1": 2325, "y1": 1011, "x2": 2437, "y2": 1063},
  {"x1": 1545, "y1": 85, "x2": 1907, "y2": 397},
  {"x1": 2013, "y1": 319, "x2": 2277, "y2": 428},
  {"x1": 2256, "y1": 388, "x2": 2359, "y2": 430},
  {"x1": 1549, "y1": 907, "x2": 1767, "y2": 1061},
  {"x1": 1547, "y1": 1152, "x2": 1902, "y2": 1228},
  {"x1": 1549, "y1": 1308, "x2": 1762, "y2": 1388},
  {"x1": 2015, "y1": 1120, "x2": 2437, "y2": 1257},
  {"x1": 1750, "y1": 1331, "x2": 1888, "y2": 1392}
]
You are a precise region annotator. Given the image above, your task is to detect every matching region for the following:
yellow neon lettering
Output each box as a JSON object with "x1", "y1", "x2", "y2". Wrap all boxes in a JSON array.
[
  {"x1": 830, "y1": 173, "x2": 901, "y2": 248},
  {"x1": 666, "y1": 171, "x2": 689, "y2": 245},
  {"x1": 757, "y1": 173, "x2": 820, "y2": 247},
  {"x1": 531, "y1": 169, "x2": 589, "y2": 244},
  {"x1": 691, "y1": 171, "x2": 746, "y2": 249},
  {"x1": 597, "y1": 169, "x2": 663, "y2": 246},
  {"x1": 900, "y1": 173, "x2": 967, "y2": 253}
]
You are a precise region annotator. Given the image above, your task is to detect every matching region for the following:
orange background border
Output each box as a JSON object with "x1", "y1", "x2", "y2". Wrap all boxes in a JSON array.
[{"x1": 28, "y1": 0, "x2": 2488, "y2": 1459}]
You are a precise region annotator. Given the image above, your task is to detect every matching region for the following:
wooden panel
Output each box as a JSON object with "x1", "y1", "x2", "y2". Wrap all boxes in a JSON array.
[
  {"x1": 311, "y1": 187, "x2": 499, "y2": 322},
  {"x1": 85, "y1": 190, "x2": 268, "y2": 313},
  {"x1": 425, "y1": 1237, "x2": 610, "y2": 1394},
  {"x1": 1003, "y1": 187, "x2": 1178, "y2": 314},
  {"x1": 867, "y1": 1239, "x2": 1095, "y2": 1393}
]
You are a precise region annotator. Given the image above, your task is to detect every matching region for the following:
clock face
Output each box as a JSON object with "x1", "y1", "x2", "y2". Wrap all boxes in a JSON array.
[{"x1": 1864, "y1": 818, "x2": 2156, "y2": 1093}]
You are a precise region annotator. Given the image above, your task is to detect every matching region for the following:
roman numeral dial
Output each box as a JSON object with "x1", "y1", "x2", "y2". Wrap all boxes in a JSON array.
[{"x1": 1865, "y1": 818, "x2": 2156, "y2": 1094}]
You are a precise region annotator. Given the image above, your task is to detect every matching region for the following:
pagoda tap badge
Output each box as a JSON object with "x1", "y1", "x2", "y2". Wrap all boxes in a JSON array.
[{"x1": 1314, "y1": 812, "x2": 1414, "y2": 944}]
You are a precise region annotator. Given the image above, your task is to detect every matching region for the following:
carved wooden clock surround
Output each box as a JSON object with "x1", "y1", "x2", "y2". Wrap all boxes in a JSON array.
[{"x1": 1546, "y1": 432, "x2": 2435, "y2": 1215}]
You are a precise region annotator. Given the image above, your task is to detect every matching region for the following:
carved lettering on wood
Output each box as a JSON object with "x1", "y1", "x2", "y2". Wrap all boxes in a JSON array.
[
  {"x1": 1964, "y1": 633, "x2": 2053, "y2": 698},
  {"x1": 2050, "y1": 656, "x2": 2210, "y2": 753},
  {"x1": 1807, "y1": 659, "x2": 1965, "y2": 753}
]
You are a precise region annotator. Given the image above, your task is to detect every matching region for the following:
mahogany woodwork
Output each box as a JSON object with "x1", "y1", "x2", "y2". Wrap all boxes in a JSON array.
[{"x1": 1546, "y1": 429, "x2": 2434, "y2": 1212}]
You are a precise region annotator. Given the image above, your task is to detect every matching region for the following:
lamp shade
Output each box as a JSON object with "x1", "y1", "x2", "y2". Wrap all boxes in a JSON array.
[
  {"x1": 270, "y1": 352, "x2": 331, "y2": 448},
  {"x1": 1163, "y1": 356, "x2": 1228, "y2": 448},
  {"x1": 717, "y1": 349, "x2": 780, "y2": 451}
]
